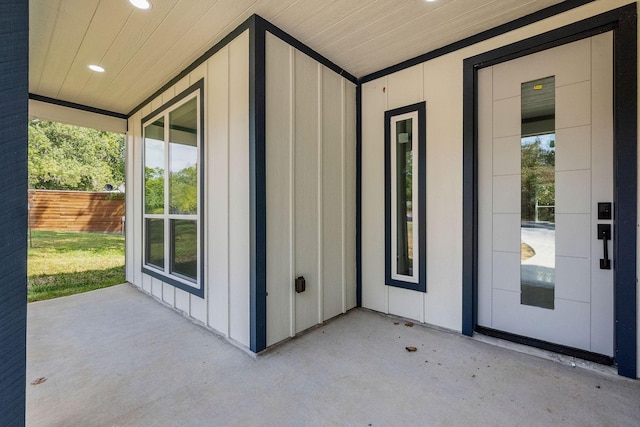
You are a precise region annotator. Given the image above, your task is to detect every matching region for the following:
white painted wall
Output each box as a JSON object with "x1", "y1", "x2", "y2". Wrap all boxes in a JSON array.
[
  {"x1": 361, "y1": 0, "x2": 640, "y2": 373},
  {"x1": 126, "y1": 30, "x2": 251, "y2": 347},
  {"x1": 265, "y1": 33, "x2": 357, "y2": 347}
]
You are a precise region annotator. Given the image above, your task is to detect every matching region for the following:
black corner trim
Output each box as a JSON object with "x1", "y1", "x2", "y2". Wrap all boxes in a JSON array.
[
  {"x1": 476, "y1": 326, "x2": 615, "y2": 366},
  {"x1": 461, "y1": 55, "x2": 477, "y2": 337},
  {"x1": 29, "y1": 93, "x2": 128, "y2": 120},
  {"x1": 384, "y1": 102, "x2": 427, "y2": 293},
  {"x1": 612, "y1": 3, "x2": 638, "y2": 380},
  {"x1": 360, "y1": 0, "x2": 596, "y2": 83},
  {"x1": 356, "y1": 84, "x2": 362, "y2": 307},
  {"x1": 249, "y1": 16, "x2": 268, "y2": 353},
  {"x1": 257, "y1": 15, "x2": 358, "y2": 85},
  {"x1": 463, "y1": 3, "x2": 637, "y2": 378}
]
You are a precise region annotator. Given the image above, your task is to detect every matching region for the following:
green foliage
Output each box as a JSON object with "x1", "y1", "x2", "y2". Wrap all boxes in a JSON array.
[
  {"x1": 404, "y1": 150, "x2": 413, "y2": 202},
  {"x1": 144, "y1": 167, "x2": 165, "y2": 214},
  {"x1": 521, "y1": 137, "x2": 555, "y2": 222},
  {"x1": 28, "y1": 120, "x2": 125, "y2": 191},
  {"x1": 171, "y1": 220, "x2": 197, "y2": 279},
  {"x1": 144, "y1": 165, "x2": 198, "y2": 215},
  {"x1": 170, "y1": 165, "x2": 198, "y2": 214}
]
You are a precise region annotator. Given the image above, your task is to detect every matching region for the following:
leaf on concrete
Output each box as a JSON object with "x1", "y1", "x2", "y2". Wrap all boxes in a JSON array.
[
  {"x1": 405, "y1": 346, "x2": 417, "y2": 352},
  {"x1": 31, "y1": 377, "x2": 47, "y2": 385},
  {"x1": 405, "y1": 322, "x2": 414, "y2": 327}
]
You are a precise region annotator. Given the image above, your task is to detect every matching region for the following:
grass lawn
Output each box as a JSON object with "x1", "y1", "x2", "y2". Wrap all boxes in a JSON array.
[{"x1": 28, "y1": 230, "x2": 125, "y2": 302}]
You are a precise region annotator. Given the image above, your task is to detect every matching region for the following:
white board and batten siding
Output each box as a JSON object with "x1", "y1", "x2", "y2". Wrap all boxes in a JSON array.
[
  {"x1": 126, "y1": 30, "x2": 251, "y2": 348},
  {"x1": 361, "y1": 61, "x2": 463, "y2": 330},
  {"x1": 126, "y1": 29, "x2": 355, "y2": 350},
  {"x1": 361, "y1": 0, "x2": 639, "y2": 342},
  {"x1": 265, "y1": 33, "x2": 357, "y2": 347}
]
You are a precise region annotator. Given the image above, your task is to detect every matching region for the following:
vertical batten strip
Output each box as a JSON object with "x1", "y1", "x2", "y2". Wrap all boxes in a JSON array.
[
  {"x1": 356, "y1": 83, "x2": 362, "y2": 307},
  {"x1": 226, "y1": 45, "x2": 232, "y2": 337},
  {"x1": 422, "y1": 64, "x2": 427, "y2": 324},
  {"x1": 289, "y1": 45, "x2": 296, "y2": 337},
  {"x1": 341, "y1": 79, "x2": 347, "y2": 313},
  {"x1": 317, "y1": 64, "x2": 324, "y2": 323},
  {"x1": 384, "y1": 76, "x2": 390, "y2": 314}
]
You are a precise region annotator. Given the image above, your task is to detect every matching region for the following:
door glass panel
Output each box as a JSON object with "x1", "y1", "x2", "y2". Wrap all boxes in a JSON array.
[
  {"x1": 396, "y1": 117, "x2": 413, "y2": 277},
  {"x1": 521, "y1": 76, "x2": 555, "y2": 309}
]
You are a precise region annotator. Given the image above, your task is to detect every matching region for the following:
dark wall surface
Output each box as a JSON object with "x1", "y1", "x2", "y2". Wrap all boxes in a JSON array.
[{"x1": 0, "y1": 0, "x2": 28, "y2": 425}]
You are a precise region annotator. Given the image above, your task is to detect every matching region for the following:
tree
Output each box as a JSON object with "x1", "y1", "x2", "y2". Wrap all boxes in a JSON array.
[
  {"x1": 170, "y1": 165, "x2": 198, "y2": 214},
  {"x1": 28, "y1": 120, "x2": 125, "y2": 191},
  {"x1": 521, "y1": 137, "x2": 555, "y2": 222},
  {"x1": 144, "y1": 167, "x2": 164, "y2": 214}
]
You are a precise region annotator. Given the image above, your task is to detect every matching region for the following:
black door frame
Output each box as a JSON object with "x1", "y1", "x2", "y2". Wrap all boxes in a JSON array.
[{"x1": 462, "y1": 4, "x2": 638, "y2": 378}]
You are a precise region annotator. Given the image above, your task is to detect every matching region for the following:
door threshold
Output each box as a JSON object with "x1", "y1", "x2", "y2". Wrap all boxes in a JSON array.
[{"x1": 473, "y1": 327, "x2": 617, "y2": 377}]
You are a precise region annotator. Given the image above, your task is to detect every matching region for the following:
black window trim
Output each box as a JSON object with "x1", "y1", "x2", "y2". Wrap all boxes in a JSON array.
[{"x1": 385, "y1": 101, "x2": 427, "y2": 293}]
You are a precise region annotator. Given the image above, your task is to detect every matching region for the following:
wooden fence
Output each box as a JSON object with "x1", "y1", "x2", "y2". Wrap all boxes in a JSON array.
[{"x1": 28, "y1": 190, "x2": 125, "y2": 233}]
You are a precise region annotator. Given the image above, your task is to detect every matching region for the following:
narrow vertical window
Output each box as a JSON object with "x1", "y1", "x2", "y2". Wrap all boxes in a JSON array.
[
  {"x1": 520, "y1": 76, "x2": 555, "y2": 309},
  {"x1": 142, "y1": 80, "x2": 204, "y2": 297},
  {"x1": 385, "y1": 102, "x2": 426, "y2": 292}
]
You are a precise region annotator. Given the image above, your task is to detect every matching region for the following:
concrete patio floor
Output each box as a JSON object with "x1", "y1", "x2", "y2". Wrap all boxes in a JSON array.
[{"x1": 27, "y1": 284, "x2": 640, "y2": 426}]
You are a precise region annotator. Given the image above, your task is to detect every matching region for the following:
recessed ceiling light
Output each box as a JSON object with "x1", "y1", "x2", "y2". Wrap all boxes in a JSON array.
[
  {"x1": 129, "y1": 0, "x2": 151, "y2": 9},
  {"x1": 88, "y1": 64, "x2": 105, "y2": 73}
]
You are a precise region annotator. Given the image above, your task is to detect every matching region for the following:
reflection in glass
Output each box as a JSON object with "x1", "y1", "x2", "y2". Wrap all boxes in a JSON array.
[
  {"x1": 144, "y1": 118, "x2": 165, "y2": 214},
  {"x1": 145, "y1": 218, "x2": 164, "y2": 268},
  {"x1": 171, "y1": 219, "x2": 197, "y2": 281},
  {"x1": 396, "y1": 118, "x2": 413, "y2": 277},
  {"x1": 521, "y1": 76, "x2": 555, "y2": 310},
  {"x1": 169, "y1": 98, "x2": 198, "y2": 215}
]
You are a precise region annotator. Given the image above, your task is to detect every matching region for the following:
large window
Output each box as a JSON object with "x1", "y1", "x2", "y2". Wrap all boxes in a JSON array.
[
  {"x1": 385, "y1": 102, "x2": 426, "y2": 292},
  {"x1": 142, "y1": 80, "x2": 204, "y2": 297}
]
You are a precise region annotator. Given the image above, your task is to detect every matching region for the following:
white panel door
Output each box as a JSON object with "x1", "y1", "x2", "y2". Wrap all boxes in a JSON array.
[{"x1": 477, "y1": 33, "x2": 614, "y2": 356}]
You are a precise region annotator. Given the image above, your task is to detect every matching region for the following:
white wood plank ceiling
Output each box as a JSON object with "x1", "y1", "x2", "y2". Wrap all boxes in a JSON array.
[{"x1": 30, "y1": 0, "x2": 565, "y2": 115}]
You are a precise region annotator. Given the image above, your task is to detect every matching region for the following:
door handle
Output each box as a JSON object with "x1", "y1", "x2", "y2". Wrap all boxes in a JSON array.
[{"x1": 597, "y1": 224, "x2": 611, "y2": 270}]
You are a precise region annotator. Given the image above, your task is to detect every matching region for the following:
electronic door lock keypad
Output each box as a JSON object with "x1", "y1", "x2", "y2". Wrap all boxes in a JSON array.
[{"x1": 598, "y1": 202, "x2": 612, "y2": 220}]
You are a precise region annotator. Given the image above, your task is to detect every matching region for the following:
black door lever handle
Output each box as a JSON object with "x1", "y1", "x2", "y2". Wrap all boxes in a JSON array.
[{"x1": 598, "y1": 224, "x2": 611, "y2": 270}]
